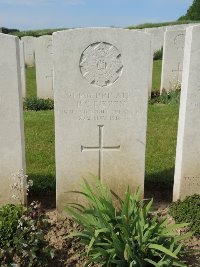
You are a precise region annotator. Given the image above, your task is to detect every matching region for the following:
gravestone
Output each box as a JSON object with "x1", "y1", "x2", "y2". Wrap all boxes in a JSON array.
[
  {"x1": 19, "y1": 40, "x2": 26, "y2": 98},
  {"x1": 173, "y1": 25, "x2": 200, "y2": 201},
  {"x1": 53, "y1": 28, "x2": 151, "y2": 214},
  {"x1": 21, "y1": 36, "x2": 35, "y2": 67},
  {"x1": 160, "y1": 30, "x2": 186, "y2": 93},
  {"x1": 0, "y1": 34, "x2": 26, "y2": 205},
  {"x1": 35, "y1": 36, "x2": 54, "y2": 99},
  {"x1": 145, "y1": 27, "x2": 165, "y2": 53},
  {"x1": 148, "y1": 41, "x2": 154, "y2": 98}
]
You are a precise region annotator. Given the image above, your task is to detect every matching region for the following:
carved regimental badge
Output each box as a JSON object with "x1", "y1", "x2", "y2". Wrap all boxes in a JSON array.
[{"x1": 80, "y1": 42, "x2": 123, "y2": 87}]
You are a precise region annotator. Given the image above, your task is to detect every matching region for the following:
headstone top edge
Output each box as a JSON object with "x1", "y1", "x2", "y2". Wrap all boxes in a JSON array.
[
  {"x1": 52, "y1": 27, "x2": 150, "y2": 39},
  {"x1": 37, "y1": 35, "x2": 52, "y2": 39},
  {"x1": 0, "y1": 33, "x2": 19, "y2": 41}
]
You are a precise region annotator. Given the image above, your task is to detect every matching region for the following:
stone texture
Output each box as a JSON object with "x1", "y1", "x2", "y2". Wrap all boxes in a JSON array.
[
  {"x1": 148, "y1": 40, "x2": 154, "y2": 98},
  {"x1": 160, "y1": 30, "x2": 186, "y2": 93},
  {"x1": 0, "y1": 34, "x2": 26, "y2": 205},
  {"x1": 145, "y1": 27, "x2": 165, "y2": 53},
  {"x1": 35, "y1": 36, "x2": 54, "y2": 99},
  {"x1": 19, "y1": 40, "x2": 26, "y2": 98},
  {"x1": 173, "y1": 26, "x2": 200, "y2": 201},
  {"x1": 53, "y1": 28, "x2": 151, "y2": 215},
  {"x1": 21, "y1": 36, "x2": 35, "y2": 67}
]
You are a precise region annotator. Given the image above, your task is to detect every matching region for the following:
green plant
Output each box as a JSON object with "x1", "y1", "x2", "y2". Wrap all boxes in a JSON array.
[
  {"x1": 67, "y1": 179, "x2": 190, "y2": 266},
  {"x1": 154, "y1": 48, "x2": 163, "y2": 60},
  {"x1": 24, "y1": 97, "x2": 54, "y2": 111},
  {"x1": 149, "y1": 90, "x2": 181, "y2": 105},
  {"x1": 169, "y1": 194, "x2": 200, "y2": 236},
  {"x1": 0, "y1": 202, "x2": 54, "y2": 266}
]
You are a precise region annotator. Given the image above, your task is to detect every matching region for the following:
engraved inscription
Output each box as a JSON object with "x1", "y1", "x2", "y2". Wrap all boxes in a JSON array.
[
  {"x1": 80, "y1": 42, "x2": 123, "y2": 87},
  {"x1": 174, "y1": 34, "x2": 185, "y2": 50},
  {"x1": 61, "y1": 91, "x2": 133, "y2": 121},
  {"x1": 184, "y1": 176, "x2": 200, "y2": 188},
  {"x1": 81, "y1": 125, "x2": 120, "y2": 180}
]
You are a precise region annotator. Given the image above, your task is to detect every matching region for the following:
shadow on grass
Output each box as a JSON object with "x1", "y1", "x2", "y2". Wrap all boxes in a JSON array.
[
  {"x1": 28, "y1": 174, "x2": 56, "y2": 209},
  {"x1": 145, "y1": 167, "x2": 174, "y2": 207},
  {"x1": 27, "y1": 169, "x2": 175, "y2": 209}
]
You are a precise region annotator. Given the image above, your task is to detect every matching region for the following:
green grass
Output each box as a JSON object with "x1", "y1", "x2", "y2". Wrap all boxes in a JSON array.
[
  {"x1": 146, "y1": 104, "x2": 179, "y2": 186},
  {"x1": 24, "y1": 62, "x2": 179, "y2": 193},
  {"x1": 26, "y1": 67, "x2": 37, "y2": 98},
  {"x1": 127, "y1": 20, "x2": 200, "y2": 29},
  {"x1": 152, "y1": 60, "x2": 162, "y2": 92},
  {"x1": 24, "y1": 110, "x2": 55, "y2": 193},
  {"x1": 12, "y1": 28, "x2": 68, "y2": 38}
]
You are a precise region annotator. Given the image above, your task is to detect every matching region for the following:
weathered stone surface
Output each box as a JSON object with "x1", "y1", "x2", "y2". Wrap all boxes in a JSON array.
[
  {"x1": 0, "y1": 34, "x2": 26, "y2": 205},
  {"x1": 160, "y1": 30, "x2": 186, "y2": 93},
  {"x1": 21, "y1": 36, "x2": 35, "y2": 67},
  {"x1": 19, "y1": 40, "x2": 26, "y2": 98},
  {"x1": 173, "y1": 26, "x2": 200, "y2": 201},
  {"x1": 145, "y1": 27, "x2": 165, "y2": 53},
  {"x1": 53, "y1": 28, "x2": 151, "y2": 214},
  {"x1": 35, "y1": 36, "x2": 54, "y2": 99}
]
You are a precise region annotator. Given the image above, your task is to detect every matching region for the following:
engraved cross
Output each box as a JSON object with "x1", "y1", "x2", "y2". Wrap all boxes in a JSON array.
[
  {"x1": 172, "y1": 62, "x2": 183, "y2": 82},
  {"x1": 81, "y1": 125, "x2": 120, "y2": 181}
]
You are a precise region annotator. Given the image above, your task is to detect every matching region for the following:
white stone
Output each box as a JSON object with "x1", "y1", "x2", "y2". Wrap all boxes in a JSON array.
[
  {"x1": 145, "y1": 27, "x2": 165, "y2": 53},
  {"x1": 173, "y1": 26, "x2": 200, "y2": 201},
  {"x1": 53, "y1": 28, "x2": 151, "y2": 214},
  {"x1": 166, "y1": 25, "x2": 188, "y2": 31},
  {"x1": 21, "y1": 36, "x2": 35, "y2": 67},
  {"x1": 148, "y1": 41, "x2": 154, "y2": 98},
  {"x1": 19, "y1": 40, "x2": 26, "y2": 98},
  {"x1": 35, "y1": 36, "x2": 54, "y2": 99},
  {"x1": 0, "y1": 34, "x2": 26, "y2": 205},
  {"x1": 160, "y1": 30, "x2": 186, "y2": 93}
]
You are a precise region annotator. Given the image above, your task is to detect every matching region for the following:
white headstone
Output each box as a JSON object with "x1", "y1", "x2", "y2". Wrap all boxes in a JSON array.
[
  {"x1": 35, "y1": 36, "x2": 54, "y2": 99},
  {"x1": 53, "y1": 28, "x2": 151, "y2": 214},
  {"x1": 21, "y1": 36, "x2": 35, "y2": 67},
  {"x1": 19, "y1": 40, "x2": 26, "y2": 98},
  {"x1": 166, "y1": 25, "x2": 187, "y2": 31},
  {"x1": 173, "y1": 26, "x2": 200, "y2": 201},
  {"x1": 148, "y1": 41, "x2": 154, "y2": 98},
  {"x1": 0, "y1": 34, "x2": 26, "y2": 205},
  {"x1": 160, "y1": 30, "x2": 186, "y2": 93},
  {"x1": 145, "y1": 27, "x2": 165, "y2": 53}
]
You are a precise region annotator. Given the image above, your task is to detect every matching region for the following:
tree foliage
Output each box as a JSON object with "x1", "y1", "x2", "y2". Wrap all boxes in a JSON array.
[{"x1": 179, "y1": 0, "x2": 200, "y2": 21}]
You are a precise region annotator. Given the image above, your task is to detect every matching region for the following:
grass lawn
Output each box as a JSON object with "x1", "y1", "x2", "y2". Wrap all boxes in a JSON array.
[
  {"x1": 24, "y1": 110, "x2": 55, "y2": 193},
  {"x1": 25, "y1": 61, "x2": 179, "y2": 193},
  {"x1": 26, "y1": 67, "x2": 37, "y2": 98},
  {"x1": 152, "y1": 59, "x2": 162, "y2": 91}
]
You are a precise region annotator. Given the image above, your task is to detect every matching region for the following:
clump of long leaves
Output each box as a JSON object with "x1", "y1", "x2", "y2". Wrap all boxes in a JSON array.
[{"x1": 67, "y1": 179, "x2": 191, "y2": 267}]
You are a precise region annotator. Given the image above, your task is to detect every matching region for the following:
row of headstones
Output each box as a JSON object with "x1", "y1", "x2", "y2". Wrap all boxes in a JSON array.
[
  {"x1": 20, "y1": 36, "x2": 53, "y2": 99},
  {"x1": 1, "y1": 26, "x2": 199, "y2": 215},
  {"x1": 20, "y1": 23, "x2": 200, "y2": 101}
]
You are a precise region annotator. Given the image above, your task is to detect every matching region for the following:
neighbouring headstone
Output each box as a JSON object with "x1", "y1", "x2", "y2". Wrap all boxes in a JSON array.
[
  {"x1": 53, "y1": 28, "x2": 151, "y2": 214},
  {"x1": 35, "y1": 36, "x2": 54, "y2": 99},
  {"x1": 0, "y1": 34, "x2": 26, "y2": 205},
  {"x1": 145, "y1": 27, "x2": 165, "y2": 53},
  {"x1": 19, "y1": 40, "x2": 26, "y2": 98},
  {"x1": 148, "y1": 41, "x2": 154, "y2": 98},
  {"x1": 21, "y1": 36, "x2": 35, "y2": 67},
  {"x1": 160, "y1": 30, "x2": 186, "y2": 93},
  {"x1": 173, "y1": 25, "x2": 200, "y2": 201},
  {"x1": 166, "y1": 25, "x2": 187, "y2": 31}
]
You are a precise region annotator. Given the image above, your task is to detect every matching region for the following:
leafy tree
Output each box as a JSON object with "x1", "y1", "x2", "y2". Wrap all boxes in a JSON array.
[{"x1": 178, "y1": 0, "x2": 200, "y2": 21}]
